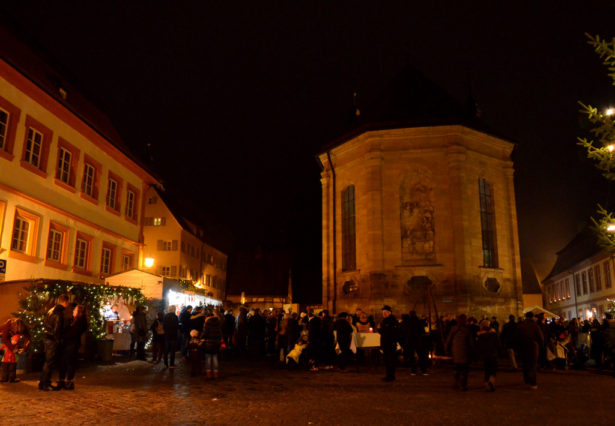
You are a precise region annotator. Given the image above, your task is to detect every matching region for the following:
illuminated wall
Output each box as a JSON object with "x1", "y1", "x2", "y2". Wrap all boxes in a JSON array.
[
  {"x1": 0, "y1": 58, "x2": 157, "y2": 285},
  {"x1": 319, "y1": 125, "x2": 523, "y2": 318}
]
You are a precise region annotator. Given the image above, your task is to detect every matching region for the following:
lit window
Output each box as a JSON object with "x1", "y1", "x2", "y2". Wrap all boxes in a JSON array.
[
  {"x1": 74, "y1": 238, "x2": 89, "y2": 270},
  {"x1": 153, "y1": 217, "x2": 164, "y2": 226},
  {"x1": 56, "y1": 147, "x2": 72, "y2": 184},
  {"x1": 46, "y1": 228, "x2": 63, "y2": 262},
  {"x1": 106, "y1": 178, "x2": 118, "y2": 210},
  {"x1": 24, "y1": 128, "x2": 43, "y2": 168}
]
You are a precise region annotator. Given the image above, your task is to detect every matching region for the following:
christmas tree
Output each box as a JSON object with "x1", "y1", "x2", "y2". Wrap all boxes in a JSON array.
[{"x1": 578, "y1": 34, "x2": 615, "y2": 252}]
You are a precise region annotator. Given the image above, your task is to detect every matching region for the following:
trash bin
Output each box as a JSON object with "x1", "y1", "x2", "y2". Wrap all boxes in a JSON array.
[{"x1": 97, "y1": 339, "x2": 114, "y2": 363}]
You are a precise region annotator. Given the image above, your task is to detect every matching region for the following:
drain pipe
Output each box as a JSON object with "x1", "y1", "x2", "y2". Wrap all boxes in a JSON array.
[{"x1": 326, "y1": 151, "x2": 337, "y2": 314}]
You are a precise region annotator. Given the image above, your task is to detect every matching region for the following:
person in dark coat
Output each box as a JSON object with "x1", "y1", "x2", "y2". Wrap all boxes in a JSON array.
[
  {"x1": 202, "y1": 311, "x2": 222, "y2": 379},
  {"x1": 178, "y1": 305, "x2": 193, "y2": 357},
  {"x1": 163, "y1": 305, "x2": 179, "y2": 368},
  {"x1": 402, "y1": 311, "x2": 428, "y2": 375},
  {"x1": 320, "y1": 310, "x2": 335, "y2": 369},
  {"x1": 222, "y1": 309, "x2": 235, "y2": 351},
  {"x1": 58, "y1": 304, "x2": 87, "y2": 390},
  {"x1": 446, "y1": 314, "x2": 475, "y2": 391},
  {"x1": 333, "y1": 313, "x2": 354, "y2": 370},
  {"x1": 235, "y1": 307, "x2": 249, "y2": 356},
  {"x1": 515, "y1": 311, "x2": 544, "y2": 389},
  {"x1": 307, "y1": 311, "x2": 322, "y2": 371},
  {"x1": 150, "y1": 312, "x2": 165, "y2": 363},
  {"x1": 500, "y1": 314, "x2": 518, "y2": 370},
  {"x1": 286, "y1": 313, "x2": 300, "y2": 355},
  {"x1": 133, "y1": 306, "x2": 148, "y2": 361},
  {"x1": 39, "y1": 294, "x2": 70, "y2": 391},
  {"x1": 378, "y1": 305, "x2": 400, "y2": 382},
  {"x1": 477, "y1": 319, "x2": 499, "y2": 392},
  {"x1": 248, "y1": 309, "x2": 266, "y2": 359}
]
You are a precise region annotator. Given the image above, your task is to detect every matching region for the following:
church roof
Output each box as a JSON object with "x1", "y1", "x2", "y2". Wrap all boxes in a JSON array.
[
  {"x1": 542, "y1": 227, "x2": 603, "y2": 282},
  {"x1": 321, "y1": 66, "x2": 510, "y2": 153},
  {"x1": 0, "y1": 26, "x2": 157, "y2": 180}
]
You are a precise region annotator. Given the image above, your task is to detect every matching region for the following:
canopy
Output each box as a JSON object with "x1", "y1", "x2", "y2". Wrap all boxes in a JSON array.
[{"x1": 523, "y1": 305, "x2": 559, "y2": 319}]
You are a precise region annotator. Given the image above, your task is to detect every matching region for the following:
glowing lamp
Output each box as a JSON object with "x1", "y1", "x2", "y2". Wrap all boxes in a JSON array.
[
  {"x1": 144, "y1": 257, "x2": 155, "y2": 268},
  {"x1": 606, "y1": 107, "x2": 615, "y2": 116},
  {"x1": 608, "y1": 144, "x2": 615, "y2": 153},
  {"x1": 607, "y1": 224, "x2": 615, "y2": 233}
]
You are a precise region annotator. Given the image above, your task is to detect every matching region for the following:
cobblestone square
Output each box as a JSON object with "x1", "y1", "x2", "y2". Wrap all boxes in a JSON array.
[{"x1": 0, "y1": 358, "x2": 613, "y2": 425}]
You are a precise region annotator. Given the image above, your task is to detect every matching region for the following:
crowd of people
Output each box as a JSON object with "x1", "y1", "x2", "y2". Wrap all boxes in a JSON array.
[{"x1": 3, "y1": 295, "x2": 615, "y2": 393}]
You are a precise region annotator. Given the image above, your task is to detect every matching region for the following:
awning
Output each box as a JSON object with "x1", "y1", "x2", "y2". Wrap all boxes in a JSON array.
[{"x1": 523, "y1": 305, "x2": 559, "y2": 319}]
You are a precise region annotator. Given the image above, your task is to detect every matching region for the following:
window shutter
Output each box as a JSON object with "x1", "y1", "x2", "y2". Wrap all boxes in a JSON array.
[
  {"x1": 171, "y1": 265, "x2": 177, "y2": 276},
  {"x1": 172, "y1": 240, "x2": 178, "y2": 251},
  {"x1": 157, "y1": 240, "x2": 163, "y2": 250}
]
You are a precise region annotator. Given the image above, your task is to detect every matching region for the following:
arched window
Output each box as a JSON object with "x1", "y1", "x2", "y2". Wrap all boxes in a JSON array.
[
  {"x1": 478, "y1": 178, "x2": 498, "y2": 268},
  {"x1": 341, "y1": 185, "x2": 356, "y2": 271}
]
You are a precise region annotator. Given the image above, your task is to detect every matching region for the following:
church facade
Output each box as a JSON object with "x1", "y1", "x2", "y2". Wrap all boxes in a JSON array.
[{"x1": 319, "y1": 124, "x2": 523, "y2": 318}]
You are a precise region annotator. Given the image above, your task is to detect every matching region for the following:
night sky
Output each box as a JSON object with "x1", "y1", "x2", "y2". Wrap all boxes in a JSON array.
[{"x1": 2, "y1": 2, "x2": 615, "y2": 302}]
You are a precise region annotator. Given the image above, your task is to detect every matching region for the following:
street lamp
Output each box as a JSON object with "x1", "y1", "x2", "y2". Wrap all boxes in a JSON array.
[{"x1": 144, "y1": 257, "x2": 154, "y2": 268}]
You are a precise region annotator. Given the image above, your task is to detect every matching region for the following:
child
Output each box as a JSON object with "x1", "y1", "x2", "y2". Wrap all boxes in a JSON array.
[
  {"x1": 188, "y1": 329, "x2": 204, "y2": 377},
  {"x1": 0, "y1": 334, "x2": 22, "y2": 383},
  {"x1": 286, "y1": 334, "x2": 309, "y2": 368}
]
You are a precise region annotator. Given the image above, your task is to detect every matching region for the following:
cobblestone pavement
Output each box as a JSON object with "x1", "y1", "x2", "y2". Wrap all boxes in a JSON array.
[{"x1": 0, "y1": 357, "x2": 613, "y2": 426}]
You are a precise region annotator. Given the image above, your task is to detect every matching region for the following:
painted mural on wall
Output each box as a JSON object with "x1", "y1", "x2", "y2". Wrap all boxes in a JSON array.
[{"x1": 400, "y1": 167, "x2": 436, "y2": 264}]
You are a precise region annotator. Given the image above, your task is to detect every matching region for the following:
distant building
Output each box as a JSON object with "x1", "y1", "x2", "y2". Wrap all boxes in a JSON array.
[
  {"x1": 318, "y1": 67, "x2": 523, "y2": 317},
  {"x1": 0, "y1": 27, "x2": 157, "y2": 316},
  {"x1": 141, "y1": 186, "x2": 227, "y2": 303},
  {"x1": 543, "y1": 227, "x2": 614, "y2": 320}
]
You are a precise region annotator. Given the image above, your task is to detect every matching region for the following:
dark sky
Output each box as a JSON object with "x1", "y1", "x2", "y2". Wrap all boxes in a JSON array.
[{"x1": 2, "y1": 1, "x2": 615, "y2": 301}]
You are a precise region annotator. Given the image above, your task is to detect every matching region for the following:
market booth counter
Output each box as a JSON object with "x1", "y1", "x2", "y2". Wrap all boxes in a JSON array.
[{"x1": 0, "y1": 278, "x2": 147, "y2": 368}]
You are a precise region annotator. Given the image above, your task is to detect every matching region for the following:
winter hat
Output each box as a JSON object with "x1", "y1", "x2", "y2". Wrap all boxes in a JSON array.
[{"x1": 381, "y1": 305, "x2": 392, "y2": 313}]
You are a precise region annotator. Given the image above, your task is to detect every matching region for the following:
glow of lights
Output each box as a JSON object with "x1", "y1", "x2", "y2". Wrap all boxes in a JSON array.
[
  {"x1": 608, "y1": 144, "x2": 615, "y2": 153},
  {"x1": 607, "y1": 224, "x2": 615, "y2": 233},
  {"x1": 606, "y1": 107, "x2": 615, "y2": 116},
  {"x1": 144, "y1": 257, "x2": 154, "y2": 268}
]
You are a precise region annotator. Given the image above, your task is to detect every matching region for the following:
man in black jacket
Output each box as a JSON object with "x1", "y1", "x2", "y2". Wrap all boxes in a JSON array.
[
  {"x1": 163, "y1": 305, "x2": 179, "y2": 368},
  {"x1": 379, "y1": 305, "x2": 400, "y2": 382},
  {"x1": 39, "y1": 294, "x2": 70, "y2": 391}
]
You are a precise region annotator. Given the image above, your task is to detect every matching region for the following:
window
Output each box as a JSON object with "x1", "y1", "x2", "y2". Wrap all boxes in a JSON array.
[
  {"x1": 575, "y1": 273, "x2": 581, "y2": 296},
  {"x1": 106, "y1": 174, "x2": 121, "y2": 212},
  {"x1": 582, "y1": 271, "x2": 588, "y2": 295},
  {"x1": 161, "y1": 266, "x2": 171, "y2": 276},
  {"x1": 100, "y1": 242, "x2": 115, "y2": 276},
  {"x1": 341, "y1": 185, "x2": 356, "y2": 271},
  {"x1": 0, "y1": 109, "x2": 8, "y2": 151},
  {"x1": 148, "y1": 196, "x2": 157, "y2": 204},
  {"x1": 605, "y1": 262, "x2": 612, "y2": 289},
  {"x1": 144, "y1": 217, "x2": 166, "y2": 226},
  {"x1": 81, "y1": 155, "x2": 102, "y2": 202},
  {"x1": 56, "y1": 148, "x2": 71, "y2": 184},
  {"x1": 565, "y1": 278, "x2": 570, "y2": 298},
  {"x1": 125, "y1": 184, "x2": 139, "y2": 223},
  {"x1": 478, "y1": 178, "x2": 498, "y2": 268},
  {"x1": 206, "y1": 274, "x2": 211, "y2": 286},
  {"x1": 588, "y1": 269, "x2": 595, "y2": 293},
  {"x1": 9, "y1": 208, "x2": 41, "y2": 262},
  {"x1": 11, "y1": 216, "x2": 29, "y2": 253},
  {"x1": 0, "y1": 96, "x2": 20, "y2": 161},
  {"x1": 73, "y1": 232, "x2": 93, "y2": 274},
  {"x1": 45, "y1": 222, "x2": 69, "y2": 268},
  {"x1": 595, "y1": 265, "x2": 602, "y2": 291},
  {"x1": 126, "y1": 189, "x2": 136, "y2": 221},
  {"x1": 24, "y1": 128, "x2": 43, "y2": 168},
  {"x1": 121, "y1": 253, "x2": 133, "y2": 272}
]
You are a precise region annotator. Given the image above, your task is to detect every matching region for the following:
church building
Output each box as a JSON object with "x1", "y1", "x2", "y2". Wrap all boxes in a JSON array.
[{"x1": 318, "y1": 68, "x2": 523, "y2": 318}]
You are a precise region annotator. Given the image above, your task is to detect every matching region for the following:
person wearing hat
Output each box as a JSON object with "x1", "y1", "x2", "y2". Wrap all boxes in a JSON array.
[{"x1": 378, "y1": 305, "x2": 400, "y2": 381}]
